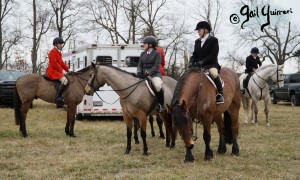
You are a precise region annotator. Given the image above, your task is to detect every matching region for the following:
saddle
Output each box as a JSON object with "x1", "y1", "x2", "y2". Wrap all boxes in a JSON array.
[{"x1": 204, "y1": 71, "x2": 224, "y2": 89}]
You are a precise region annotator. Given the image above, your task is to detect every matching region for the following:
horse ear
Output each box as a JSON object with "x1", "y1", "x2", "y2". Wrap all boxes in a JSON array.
[
  {"x1": 279, "y1": 64, "x2": 284, "y2": 69},
  {"x1": 166, "y1": 104, "x2": 173, "y2": 113}
]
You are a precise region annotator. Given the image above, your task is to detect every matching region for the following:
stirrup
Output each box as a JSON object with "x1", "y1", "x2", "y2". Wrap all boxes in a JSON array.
[
  {"x1": 216, "y1": 94, "x2": 224, "y2": 104},
  {"x1": 157, "y1": 104, "x2": 164, "y2": 112}
]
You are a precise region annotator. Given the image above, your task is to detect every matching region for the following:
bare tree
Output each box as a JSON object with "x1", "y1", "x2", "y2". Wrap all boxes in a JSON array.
[
  {"x1": 191, "y1": 0, "x2": 224, "y2": 36},
  {"x1": 30, "y1": 0, "x2": 54, "y2": 73},
  {"x1": 0, "y1": 0, "x2": 22, "y2": 70},
  {"x1": 50, "y1": 0, "x2": 81, "y2": 45}
]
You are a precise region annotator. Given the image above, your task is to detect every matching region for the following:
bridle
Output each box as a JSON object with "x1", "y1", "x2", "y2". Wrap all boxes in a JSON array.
[
  {"x1": 87, "y1": 67, "x2": 145, "y2": 103},
  {"x1": 251, "y1": 66, "x2": 283, "y2": 100}
]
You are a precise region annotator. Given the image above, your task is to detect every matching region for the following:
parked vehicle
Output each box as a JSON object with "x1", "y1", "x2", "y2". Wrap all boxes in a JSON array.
[
  {"x1": 0, "y1": 70, "x2": 26, "y2": 106},
  {"x1": 62, "y1": 44, "x2": 143, "y2": 119},
  {"x1": 270, "y1": 73, "x2": 300, "y2": 106}
]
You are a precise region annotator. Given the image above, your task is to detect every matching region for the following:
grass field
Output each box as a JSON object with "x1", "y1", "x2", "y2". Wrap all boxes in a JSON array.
[{"x1": 0, "y1": 99, "x2": 299, "y2": 179}]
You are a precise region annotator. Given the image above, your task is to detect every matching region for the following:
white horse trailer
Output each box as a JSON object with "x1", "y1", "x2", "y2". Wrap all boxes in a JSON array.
[{"x1": 62, "y1": 44, "x2": 143, "y2": 119}]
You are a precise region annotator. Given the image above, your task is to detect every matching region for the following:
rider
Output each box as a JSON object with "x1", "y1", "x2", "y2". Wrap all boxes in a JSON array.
[
  {"x1": 137, "y1": 36, "x2": 164, "y2": 112},
  {"x1": 241, "y1": 47, "x2": 262, "y2": 94},
  {"x1": 46, "y1": 37, "x2": 71, "y2": 105},
  {"x1": 188, "y1": 21, "x2": 223, "y2": 104}
]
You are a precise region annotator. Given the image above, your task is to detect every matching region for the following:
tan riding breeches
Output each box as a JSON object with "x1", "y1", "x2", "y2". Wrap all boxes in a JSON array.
[
  {"x1": 209, "y1": 68, "x2": 218, "y2": 79},
  {"x1": 151, "y1": 77, "x2": 163, "y2": 92},
  {"x1": 59, "y1": 76, "x2": 68, "y2": 85}
]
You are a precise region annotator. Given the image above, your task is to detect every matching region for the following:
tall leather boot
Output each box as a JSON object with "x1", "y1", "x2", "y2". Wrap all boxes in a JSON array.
[
  {"x1": 214, "y1": 76, "x2": 224, "y2": 104},
  {"x1": 156, "y1": 88, "x2": 164, "y2": 112},
  {"x1": 55, "y1": 84, "x2": 67, "y2": 105}
]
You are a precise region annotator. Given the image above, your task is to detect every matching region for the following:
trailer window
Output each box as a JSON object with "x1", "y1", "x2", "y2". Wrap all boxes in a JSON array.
[
  {"x1": 96, "y1": 56, "x2": 112, "y2": 65},
  {"x1": 125, "y1": 56, "x2": 139, "y2": 67}
]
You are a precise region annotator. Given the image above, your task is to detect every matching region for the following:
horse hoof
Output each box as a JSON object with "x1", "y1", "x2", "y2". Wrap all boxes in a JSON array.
[
  {"x1": 124, "y1": 150, "x2": 130, "y2": 155},
  {"x1": 69, "y1": 134, "x2": 76, "y2": 138},
  {"x1": 22, "y1": 134, "x2": 28, "y2": 138},
  {"x1": 231, "y1": 152, "x2": 240, "y2": 156},
  {"x1": 135, "y1": 141, "x2": 140, "y2": 145},
  {"x1": 244, "y1": 121, "x2": 248, "y2": 124},
  {"x1": 184, "y1": 157, "x2": 194, "y2": 163},
  {"x1": 143, "y1": 152, "x2": 149, "y2": 155},
  {"x1": 266, "y1": 123, "x2": 270, "y2": 127},
  {"x1": 217, "y1": 148, "x2": 227, "y2": 154}
]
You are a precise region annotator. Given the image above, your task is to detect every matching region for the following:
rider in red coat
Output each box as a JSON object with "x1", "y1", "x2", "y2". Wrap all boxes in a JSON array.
[
  {"x1": 46, "y1": 37, "x2": 70, "y2": 104},
  {"x1": 156, "y1": 47, "x2": 165, "y2": 76}
]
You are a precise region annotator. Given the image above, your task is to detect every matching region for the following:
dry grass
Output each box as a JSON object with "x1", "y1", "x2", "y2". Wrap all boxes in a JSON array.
[{"x1": 0, "y1": 99, "x2": 299, "y2": 179}]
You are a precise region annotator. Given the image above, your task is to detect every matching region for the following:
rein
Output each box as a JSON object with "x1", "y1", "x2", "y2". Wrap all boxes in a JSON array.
[{"x1": 251, "y1": 66, "x2": 282, "y2": 100}]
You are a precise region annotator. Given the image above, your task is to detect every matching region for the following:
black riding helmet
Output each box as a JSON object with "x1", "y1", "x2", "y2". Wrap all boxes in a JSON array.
[
  {"x1": 250, "y1": 47, "x2": 259, "y2": 54},
  {"x1": 53, "y1": 37, "x2": 65, "y2": 46},
  {"x1": 142, "y1": 36, "x2": 157, "y2": 48},
  {"x1": 195, "y1": 21, "x2": 212, "y2": 32}
]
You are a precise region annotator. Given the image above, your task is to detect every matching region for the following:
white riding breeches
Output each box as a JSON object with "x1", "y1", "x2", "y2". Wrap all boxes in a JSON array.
[
  {"x1": 59, "y1": 76, "x2": 68, "y2": 85},
  {"x1": 151, "y1": 77, "x2": 163, "y2": 92},
  {"x1": 209, "y1": 68, "x2": 218, "y2": 79}
]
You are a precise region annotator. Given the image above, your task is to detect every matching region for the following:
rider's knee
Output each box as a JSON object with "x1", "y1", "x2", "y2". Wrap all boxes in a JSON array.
[
  {"x1": 152, "y1": 77, "x2": 162, "y2": 92},
  {"x1": 209, "y1": 68, "x2": 218, "y2": 79},
  {"x1": 59, "y1": 76, "x2": 68, "y2": 85}
]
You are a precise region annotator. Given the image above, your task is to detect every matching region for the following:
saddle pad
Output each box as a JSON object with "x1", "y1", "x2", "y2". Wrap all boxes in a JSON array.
[{"x1": 204, "y1": 72, "x2": 224, "y2": 89}]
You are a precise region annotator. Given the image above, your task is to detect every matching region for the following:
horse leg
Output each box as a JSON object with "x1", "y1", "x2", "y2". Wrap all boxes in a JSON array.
[
  {"x1": 227, "y1": 108, "x2": 240, "y2": 156},
  {"x1": 242, "y1": 97, "x2": 248, "y2": 124},
  {"x1": 67, "y1": 104, "x2": 77, "y2": 137},
  {"x1": 203, "y1": 119, "x2": 213, "y2": 160},
  {"x1": 149, "y1": 115, "x2": 155, "y2": 137},
  {"x1": 251, "y1": 100, "x2": 259, "y2": 125},
  {"x1": 214, "y1": 115, "x2": 226, "y2": 154},
  {"x1": 156, "y1": 114, "x2": 165, "y2": 139},
  {"x1": 65, "y1": 108, "x2": 70, "y2": 136},
  {"x1": 159, "y1": 111, "x2": 171, "y2": 148},
  {"x1": 184, "y1": 145, "x2": 195, "y2": 163},
  {"x1": 133, "y1": 118, "x2": 140, "y2": 144},
  {"x1": 123, "y1": 113, "x2": 133, "y2": 154},
  {"x1": 19, "y1": 101, "x2": 31, "y2": 137},
  {"x1": 137, "y1": 112, "x2": 149, "y2": 155},
  {"x1": 264, "y1": 97, "x2": 270, "y2": 127}
]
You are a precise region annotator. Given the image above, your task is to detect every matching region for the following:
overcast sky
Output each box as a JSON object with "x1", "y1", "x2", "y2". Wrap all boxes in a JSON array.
[{"x1": 182, "y1": 0, "x2": 300, "y2": 73}]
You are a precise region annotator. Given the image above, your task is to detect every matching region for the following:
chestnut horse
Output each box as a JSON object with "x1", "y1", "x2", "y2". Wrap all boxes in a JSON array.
[
  {"x1": 85, "y1": 63, "x2": 177, "y2": 155},
  {"x1": 170, "y1": 67, "x2": 241, "y2": 162},
  {"x1": 14, "y1": 66, "x2": 93, "y2": 137}
]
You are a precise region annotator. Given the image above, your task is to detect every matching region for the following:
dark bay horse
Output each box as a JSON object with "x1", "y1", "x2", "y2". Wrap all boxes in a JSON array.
[
  {"x1": 170, "y1": 67, "x2": 241, "y2": 162},
  {"x1": 14, "y1": 66, "x2": 93, "y2": 137},
  {"x1": 85, "y1": 63, "x2": 177, "y2": 155}
]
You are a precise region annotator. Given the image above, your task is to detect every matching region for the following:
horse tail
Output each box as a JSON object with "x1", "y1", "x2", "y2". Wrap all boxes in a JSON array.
[
  {"x1": 172, "y1": 104, "x2": 184, "y2": 128},
  {"x1": 14, "y1": 87, "x2": 22, "y2": 125},
  {"x1": 224, "y1": 110, "x2": 233, "y2": 144}
]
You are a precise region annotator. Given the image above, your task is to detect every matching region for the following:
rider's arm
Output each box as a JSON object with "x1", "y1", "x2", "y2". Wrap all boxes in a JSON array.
[{"x1": 148, "y1": 52, "x2": 161, "y2": 75}]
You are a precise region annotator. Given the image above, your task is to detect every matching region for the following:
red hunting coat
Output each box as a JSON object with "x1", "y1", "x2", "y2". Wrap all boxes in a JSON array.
[
  {"x1": 156, "y1": 47, "x2": 166, "y2": 76},
  {"x1": 46, "y1": 48, "x2": 69, "y2": 80}
]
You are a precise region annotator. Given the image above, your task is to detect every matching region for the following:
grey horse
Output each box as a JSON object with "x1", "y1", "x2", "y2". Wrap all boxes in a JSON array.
[{"x1": 239, "y1": 64, "x2": 284, "y2": 126}]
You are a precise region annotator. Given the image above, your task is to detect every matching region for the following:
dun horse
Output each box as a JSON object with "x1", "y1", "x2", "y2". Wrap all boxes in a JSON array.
[
  {"x1": 85, "y1": 63, "x2": 177, "y2": 155},
  {"x1": 239, "y1": 64, "x2": 284, "y2": 126},
  {"x1": 14, "y1": 66, "x2": 93, "y2": 137},
  {"x1": 170, "y1": 67, "x2": 241, "y2": 162}
]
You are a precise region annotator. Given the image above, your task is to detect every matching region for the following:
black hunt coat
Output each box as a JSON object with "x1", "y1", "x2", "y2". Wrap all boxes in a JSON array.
[
  {"x1": 189, "y1": 35, "x2": 220, "y2": 70},
  {"x1": 245, "y1": 55, "x2": 262, "y2": 74},
  {"x1": 137, "y1": 49, "x2": 162, "y2": 78}
]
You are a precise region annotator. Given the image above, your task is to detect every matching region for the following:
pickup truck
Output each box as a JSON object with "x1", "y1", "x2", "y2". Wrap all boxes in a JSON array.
[{"x1": 270, "y1": 73, "x2": 300, "y2": 106}]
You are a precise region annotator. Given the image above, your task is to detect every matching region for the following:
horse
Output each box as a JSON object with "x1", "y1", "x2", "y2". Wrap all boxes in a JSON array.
[
  {"x1": 169, "y1": 67, "x2": 241, "y2": 162},
  {"x1": 14, "y1": 66, "x2": 93, "y2": 137},
  {"x1": 239, "y1": 64, "x2": 284, "y2": 126},
  {"x1": 85, "y1": 63, "x2": 177, "y2": 155}
]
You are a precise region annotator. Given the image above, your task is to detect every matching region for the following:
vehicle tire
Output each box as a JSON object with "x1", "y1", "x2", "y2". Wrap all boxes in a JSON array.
[
  {"x1": 270, "y1": 92, "x2": 277, "y2": 104},
  {"x1": 76, "y1": 113, "x2": 83, "y2": 120},
  {"x1": 291, "y1": 94, "x2": 297, "y2": 106}
]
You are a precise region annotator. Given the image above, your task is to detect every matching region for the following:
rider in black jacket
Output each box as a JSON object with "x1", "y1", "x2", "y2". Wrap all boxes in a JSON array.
[
  {"x1": 241, "y1": 47, "x2": 262, "y2": 94},
  {"x1": 189, "y1": 21, "x2": 223, "y2": 104}
]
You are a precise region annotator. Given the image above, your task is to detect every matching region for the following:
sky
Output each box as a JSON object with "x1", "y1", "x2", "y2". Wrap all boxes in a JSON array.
[{"x1": 182, "y1": 0, "x2": 300, "y2": 73}]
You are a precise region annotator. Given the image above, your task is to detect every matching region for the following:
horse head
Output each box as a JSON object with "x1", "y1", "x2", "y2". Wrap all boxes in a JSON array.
[
  {"x1": 85, "y1": 62, "x2": 106, "y2": 95},
  {"x1": 271, "y1": 64, "x2": 284, "y2": 88}
]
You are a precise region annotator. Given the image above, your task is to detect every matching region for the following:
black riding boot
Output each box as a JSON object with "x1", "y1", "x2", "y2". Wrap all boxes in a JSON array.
[
  {"x1": 214, "y1": 76, "x2": 224, "y2": 104},
  {"x1": 156, "y1": 89, "x2": 164, "y2": 112},
  {"x1": 241, "y1": 74, "x2": 250, "y2": 94},
  {"x1": 55, "y1": 84, "x2": 67, "y2": 105}
]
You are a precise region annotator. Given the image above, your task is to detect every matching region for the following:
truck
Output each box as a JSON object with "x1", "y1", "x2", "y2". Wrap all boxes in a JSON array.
[
  {"x1": 62, "y1": 44, "x2": 143, "y2": 119},
  {"x1": 270, "y1": 73, "x2": 300, "y2": 106}
]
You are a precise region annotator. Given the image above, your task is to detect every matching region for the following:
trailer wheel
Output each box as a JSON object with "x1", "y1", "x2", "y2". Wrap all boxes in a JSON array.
[{"x1": 76, "y1": 113, "x2": 83, "y2": 120}]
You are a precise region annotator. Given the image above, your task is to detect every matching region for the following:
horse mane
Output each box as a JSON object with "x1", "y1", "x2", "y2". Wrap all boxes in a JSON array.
[
  {"x1": 100, "y1": 64, "x2": 138, "y2": 77},
  {"x1": 76, "y1": 65, "x2": 91, "y2": 73},
  {"x1": 256, "y1": 64, "x2": 276, "y2": 72}
]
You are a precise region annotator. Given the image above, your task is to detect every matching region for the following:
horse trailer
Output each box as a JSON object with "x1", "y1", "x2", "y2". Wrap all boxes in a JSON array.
[{"x1": 62, "y1": 44, "x2": 143, "y2": 119}]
